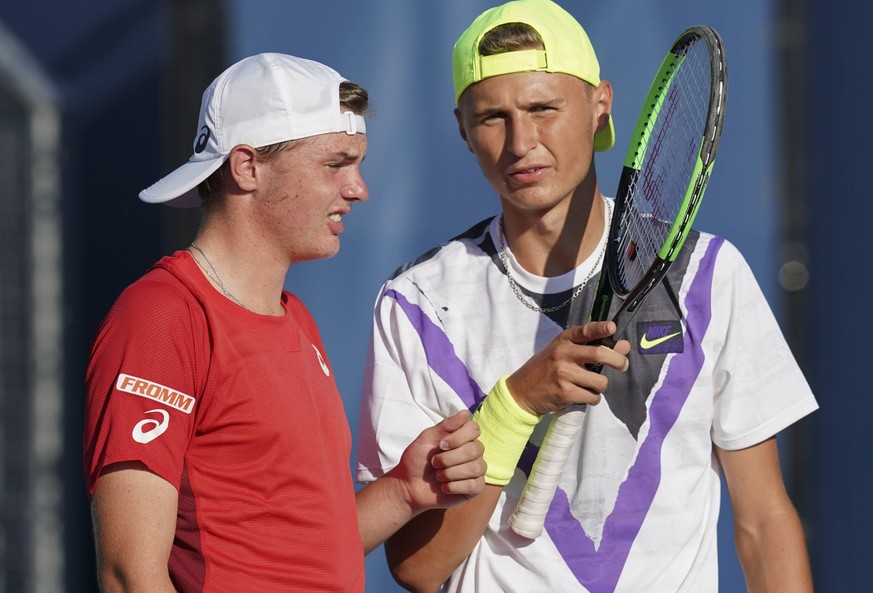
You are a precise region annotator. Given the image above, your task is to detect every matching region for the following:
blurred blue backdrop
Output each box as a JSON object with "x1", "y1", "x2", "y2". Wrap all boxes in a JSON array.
[
  {"x1": 232, "y1": 3, "x2": 776, "y2": 590},
  {"x1": 0, "y1": 1, "x2": 864, "y2": 591}
]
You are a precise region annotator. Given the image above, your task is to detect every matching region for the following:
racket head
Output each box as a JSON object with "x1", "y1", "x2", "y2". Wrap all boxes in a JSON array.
[
  {"x1": 608, "y1": 26, "x2": 728, "y2": 310},
  {"x1": 510, "y1": 27, "x2": 729, "y2": 542}
]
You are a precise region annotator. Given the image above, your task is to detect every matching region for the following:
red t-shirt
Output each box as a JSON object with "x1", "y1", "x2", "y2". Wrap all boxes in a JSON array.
[{"x1": 84, "y1": 251, "x2": 364, "y2": 592}]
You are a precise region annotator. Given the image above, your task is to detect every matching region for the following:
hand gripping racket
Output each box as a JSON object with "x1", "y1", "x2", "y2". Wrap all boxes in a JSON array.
[{"x1": 508, "y1": 26, "x2": 729, "y2": 539}]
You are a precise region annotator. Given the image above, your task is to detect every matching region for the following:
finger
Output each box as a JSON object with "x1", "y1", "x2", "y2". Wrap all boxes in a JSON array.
[
  {"x1": 587, "y1": 343, "x2": 629, "y2": 372},
  {"x1": 434, "y1": 456, "x2": 487, "y2": 483},
  {"x1": 565, "y1": 320, "x2": 617, "y2": 344},
  {"x1": 437, "y1": 417, "x2": 481, "y2": 452},
  {"x1": 562, "y1": 338, "x2": 628, "y2": 372},
  {"x1": 435, "y1": 409, "x2": 471, "y2": 439},
  {"x1": 417, "y1": 411, "x2": 471, "y2": 451},
  {"x1": 432, "y1": 439, "x2": 485, "y2": 470},
  {"x1": 440, "y1": 476, "x2": 486, "y2": 497},
  {"x1": 611, "y1": 339, "x2": 631, "y2": 371},
  {"x1": 566, "y1": 369, "x2": 608, "y2": 399}
]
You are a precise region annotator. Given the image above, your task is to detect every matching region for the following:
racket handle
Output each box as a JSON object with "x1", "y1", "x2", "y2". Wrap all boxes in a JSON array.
[{"x1": 508, "y1": 405, "x2": 587, "y2": 539}]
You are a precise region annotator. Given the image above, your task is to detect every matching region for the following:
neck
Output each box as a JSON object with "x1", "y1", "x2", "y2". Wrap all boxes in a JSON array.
[
  {"x1": 501, "y1": 191, "x2": 607, "y2": 277},
  {"x1": 189, "y1": 220, "x2": 288, "y2": 316}
]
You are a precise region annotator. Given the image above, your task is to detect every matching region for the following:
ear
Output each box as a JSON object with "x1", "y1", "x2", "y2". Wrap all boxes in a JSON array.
[
  {"x1": 592, "y1": 80, "x2": 614, "y2": 135},
  {"x1": 454, "y1": 107, "x2": 474, "y2": 153},
  {"x1": 227, "y1": 145, "x2": 259, "y2": 192}
]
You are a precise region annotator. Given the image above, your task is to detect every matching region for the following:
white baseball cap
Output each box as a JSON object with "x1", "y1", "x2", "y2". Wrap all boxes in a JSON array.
[{"x1": 139, "y1": 52, "x2": 367, "y2": 207}]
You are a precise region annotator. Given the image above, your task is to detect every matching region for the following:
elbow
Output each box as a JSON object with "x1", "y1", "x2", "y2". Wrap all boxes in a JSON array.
[
  {"x1": 386, "y1": 543, "x2": 448, "y2": 593},
  {"x1": 390, "y1": 565, "x2": 444, "y2": 593},
  {"x1": 96, "y1": 556, "x2": 169, "y2": 593},
  {"x1": 96, "y1": 564, "x2": 128, "y2": 593}
]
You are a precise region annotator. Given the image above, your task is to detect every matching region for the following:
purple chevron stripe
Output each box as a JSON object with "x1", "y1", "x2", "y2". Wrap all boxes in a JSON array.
[
  {"x1": 386, "y1": 289, "x2": 486, "y2": 410},
  {"x1": 546, "y1": 237, "x2": 724, "y2": 592}
]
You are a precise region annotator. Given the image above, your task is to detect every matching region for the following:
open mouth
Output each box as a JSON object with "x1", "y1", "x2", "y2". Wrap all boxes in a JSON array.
[{"x1": 514, "y1": 167, "x2": 542, "y2": 175}]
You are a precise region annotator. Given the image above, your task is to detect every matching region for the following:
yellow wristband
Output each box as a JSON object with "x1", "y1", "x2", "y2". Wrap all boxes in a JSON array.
[{"x1": 472, "y1": 376, "x2": 541, "y2": 486}]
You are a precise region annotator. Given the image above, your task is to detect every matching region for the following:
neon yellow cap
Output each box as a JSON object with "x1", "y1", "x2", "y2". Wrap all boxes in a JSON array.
[{"x1": 452, "y1": 0, "x2": 615, "y2": 151}]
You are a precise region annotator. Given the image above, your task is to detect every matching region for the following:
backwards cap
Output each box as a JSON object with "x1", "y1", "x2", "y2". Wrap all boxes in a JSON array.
[
  {"x1": 140, "y1": 52, "x2": 367, "y2": 207},
  {"x1": 452, "y1": 0, "x2": 614, "y2": 151}
]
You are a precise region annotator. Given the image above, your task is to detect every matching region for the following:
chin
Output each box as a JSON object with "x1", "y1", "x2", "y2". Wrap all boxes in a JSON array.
[{"x1": 306, "y1": 244, "x2": 342, "y2": 262}]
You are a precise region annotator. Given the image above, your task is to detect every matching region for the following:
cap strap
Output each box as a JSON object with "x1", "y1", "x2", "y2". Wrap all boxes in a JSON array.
[
  {"x1": 342, "y1": 111, "x2": 367, "y2": 135},
  {"x1": 479, "y1": 48, "x2": 547, "y2": 79}
]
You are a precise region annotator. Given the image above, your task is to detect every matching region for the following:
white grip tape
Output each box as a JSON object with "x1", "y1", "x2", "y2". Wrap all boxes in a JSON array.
[{"x1": 508, "y1": 405, "x2": 587, "y2": 539}]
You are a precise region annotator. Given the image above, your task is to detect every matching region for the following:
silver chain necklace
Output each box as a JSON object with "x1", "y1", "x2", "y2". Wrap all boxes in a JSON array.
[
  {"x1": 189, "y1": 242, "x2": 250, "y2": 311},
  {"x1": 497, "y1": 198, "x2": 612, "y2": 314}
]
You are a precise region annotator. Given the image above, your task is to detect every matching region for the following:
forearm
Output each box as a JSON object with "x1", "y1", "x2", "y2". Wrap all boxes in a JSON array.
[
  {"x1": 735, "y1": 507, "x2": 814, "y2": 593},
  {"x1": 717, "y1": 440, "x2": 814, "y2": 593},
  {"x1": 386, "y1": 485, "x2": 502, "y2": 593},
  {"x1": 357, "y1": 410, "x2": 486, "y2": 554},
  {"x1": 379, "y1": 375, "x2": 540, "y2": 591},
  {"x1": 356, "y1": 473, "x2": 416, "y2": 554}
]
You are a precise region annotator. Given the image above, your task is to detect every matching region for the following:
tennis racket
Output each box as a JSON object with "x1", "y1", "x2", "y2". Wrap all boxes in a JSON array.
[{"x1": 508, "y1": 25, "x2": 729, "y2": 539}]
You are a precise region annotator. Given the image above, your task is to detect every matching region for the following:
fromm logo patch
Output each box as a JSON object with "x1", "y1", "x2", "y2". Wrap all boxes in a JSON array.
[{"x1": 115, "y1": 374, "x2": 195, "y2": 414}]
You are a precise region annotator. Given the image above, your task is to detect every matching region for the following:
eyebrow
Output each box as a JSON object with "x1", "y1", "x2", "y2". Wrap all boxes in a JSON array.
[
  {"x1": 470, "y1": 97, "x2": 565, "y2": 119},
  {"x1": 330, "y1": 150, "x2": 365, "y2": 162}
]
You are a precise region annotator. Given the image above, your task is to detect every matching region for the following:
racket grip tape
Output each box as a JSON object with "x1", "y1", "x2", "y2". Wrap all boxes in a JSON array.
[{"x1": 508, "y1": 405, "x2": 587, "y2": 539}]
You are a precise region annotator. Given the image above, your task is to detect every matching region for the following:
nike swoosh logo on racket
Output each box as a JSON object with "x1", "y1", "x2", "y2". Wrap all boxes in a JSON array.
[{"x1": 639, "y1": 331, "x2": 682, "y2": 350}]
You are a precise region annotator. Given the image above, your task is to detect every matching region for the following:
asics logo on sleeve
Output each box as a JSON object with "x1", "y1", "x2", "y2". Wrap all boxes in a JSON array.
[
  {"x1": 312, "y1": 344, "x2": 330, "y2": 377},
  {"x1": 132, "y1": 409, "x2": 170, "y2": 444},
  {"x1": 116, "y1": 374, "x2": 195, "y2": 413},
  {"x1": 637, "y1": 321, "x2": 684, "y2": 354}
]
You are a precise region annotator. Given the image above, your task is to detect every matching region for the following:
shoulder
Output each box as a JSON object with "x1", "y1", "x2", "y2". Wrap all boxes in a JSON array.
[
  {"x1": 669, "y1": 230, "x2": 750, "y2": 281},
  {"x1": 695, "y1": 233, "x2": 758, "y2": 284},
  {"x1": 115, "y1": 267, "x2": 200, "y2": 321},
  {"x1": 94, "y1": 264, "x2": 205, "y2": 351},
  {"x1": 387, "y1": 216, "x2": 495, "y2": 281}
]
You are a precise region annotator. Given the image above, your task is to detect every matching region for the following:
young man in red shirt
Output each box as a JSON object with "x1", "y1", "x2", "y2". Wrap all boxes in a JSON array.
[{"x1": 84, "y1": 52, "x2": 486, "y2": 593}]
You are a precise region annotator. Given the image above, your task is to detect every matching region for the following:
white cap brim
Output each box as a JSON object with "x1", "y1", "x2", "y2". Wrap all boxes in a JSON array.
[
  {"x1": 138, "y1": 154, "x2": 227, "y2": 208},
  {"x1": 139, "y1": 53, "x2": 367, "y2": 208}
]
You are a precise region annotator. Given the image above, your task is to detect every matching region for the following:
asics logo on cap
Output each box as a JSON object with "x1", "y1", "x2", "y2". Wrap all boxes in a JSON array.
[{"x1": 194, "y1": 125, "x2": 211, "y2": 153}]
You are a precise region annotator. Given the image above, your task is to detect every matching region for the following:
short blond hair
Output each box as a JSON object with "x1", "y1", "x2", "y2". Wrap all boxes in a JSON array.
[{"x1": 478, "y1": 22, "x2": 544, "y2": 55}]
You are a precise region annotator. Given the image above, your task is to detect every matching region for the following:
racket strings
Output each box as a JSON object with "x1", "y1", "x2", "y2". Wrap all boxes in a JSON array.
[{"x1": 615, "y1": 38, "x2": 713, "y2": 294}]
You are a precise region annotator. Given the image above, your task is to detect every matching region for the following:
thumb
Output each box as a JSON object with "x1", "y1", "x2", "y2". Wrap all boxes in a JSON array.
[
  {"x1": 437, "y1": 409, "x2": 471, "y2": 434},
  {"x1": 428, "y1": 410, "x2": 472, "y2": 451}
]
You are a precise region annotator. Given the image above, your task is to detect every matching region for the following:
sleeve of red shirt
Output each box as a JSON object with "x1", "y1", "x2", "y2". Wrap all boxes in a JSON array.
[{"x1": 84, "y1": 274, "x2": 211, "y2": 495}]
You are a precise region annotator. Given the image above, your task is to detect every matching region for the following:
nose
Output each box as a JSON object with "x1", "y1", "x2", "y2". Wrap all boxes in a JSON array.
[
  {"x1": 507, "y1": 116, "x2": 537, "y2": 157},
  {"x1": 341, "y1": 171, "x2": 368, "y2": 203}
]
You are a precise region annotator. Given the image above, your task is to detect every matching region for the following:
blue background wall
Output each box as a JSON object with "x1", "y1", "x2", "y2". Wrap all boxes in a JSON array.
[
  {"x1": 226, "y1": 2, "x2": 779, "y2": 590},
  {"x1": 0, "y1": 0, "x2": 865, "y2": 591}
]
